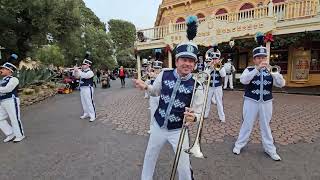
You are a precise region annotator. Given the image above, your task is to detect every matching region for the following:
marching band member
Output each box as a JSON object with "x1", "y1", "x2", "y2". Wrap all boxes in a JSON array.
[
  {"x1": 0, "y1": 54, "x2": 25, "y2": 142},
  {"x1": 73, "y1": 52, "x2": 96, "y2": 122},
  {"x1": 233, "y1": 33, "x2": 286, "y2": 161},
  {"x1": 195, "y1": 55, "x2": 205, "y2": 72},
  {"x1": 204, "y1": 45, "x2": 226, "y2": 122},
  {"x1": 147, "y1": 60, "x2": 162, "y2": 134},
  {"x1": 133, "y1": 16, "x2": 204, "y2": 180},
  {"x1": 143, "y1": 59, "x2": 151, "y2": 99},
  {"x1": 223, "y1": 55, "x2": 236, "y2": 90}
]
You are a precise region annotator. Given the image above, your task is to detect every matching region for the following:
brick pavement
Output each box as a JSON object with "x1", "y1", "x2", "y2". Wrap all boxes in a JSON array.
[
  {"x1": 98, "y1": 83, "x2": 320, "y2": 146},
  {"x1": 0, "y1": 79, "x2": 319, "y2": 180}
]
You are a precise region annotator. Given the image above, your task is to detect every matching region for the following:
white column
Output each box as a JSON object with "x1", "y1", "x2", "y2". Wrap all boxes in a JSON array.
[
  {"x1": 168, "y1": 50, "x2": 173, "y2": 68},
  {"x1": 268, "y1": 0, "x2": 274, "y2": 17},
  {"x1": 137, "y1": 54, "x2": 142, "y2": 80},
  {"x1": 266, "y1": 41, "x2": 271, "y2": 64}
]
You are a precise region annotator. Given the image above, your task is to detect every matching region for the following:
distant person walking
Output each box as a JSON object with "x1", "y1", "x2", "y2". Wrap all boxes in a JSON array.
[
  {"x1": 96, "y1": 69, "x2": 101, "y2": 84},
  {"x1": 119, "y1": 66, "x2": 126, "y2": 88}
]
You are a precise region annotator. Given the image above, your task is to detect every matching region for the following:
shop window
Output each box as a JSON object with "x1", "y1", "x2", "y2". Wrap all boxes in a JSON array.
[
  {"x1": 270, "y1": 50, "x2": 288, "y2": 74},
  {"x1": 237, "y1": 53, "x2": 248, "y2": 71},
  {"x1": 310, "y1": 49, "x2": 320, "y2": 73}
]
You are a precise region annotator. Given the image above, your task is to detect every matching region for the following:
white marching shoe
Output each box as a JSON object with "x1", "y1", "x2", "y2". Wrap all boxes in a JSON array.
[
  {"x1": 80, "y1": 114, "x2": 89, "y2": 119},
  {"x1": 3, "y1": 134, "x2": 15, "y2": 143},
  {"x1": 232, "y1": 147, "x2": 241, "y2": 155},
  {"x1": 89, "y1": 117, "x2": 96, "y2": 122},
  {"x1": 13, "y1": 136, "x2": 25, "y2": 143},
  {"x1": 265, "y1": 151, "x2": 281, "y2": 161}
]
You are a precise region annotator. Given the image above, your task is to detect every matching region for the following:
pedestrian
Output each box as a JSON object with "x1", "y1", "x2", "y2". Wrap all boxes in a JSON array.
[
  {"x1": 96, "y1": 69, "x2": 101, "y2": 84},
  {"x1": 0, "y1": 54, "x2": 25, "y2": 142},
  {"x1": 133, "y1": 16, "x2": 205, "y2": 180},
  {"x1": 233, "y1": 32, "x2": 286, "y2": 161},
  {"x1": 73, "y1": 52, "x2": 96, "y2": 122},
  {"x1": 119, "y1": 66, "x2": 126, "y2": 88},
  {"x1": 204, "y1": 45, "x2": 226, "y2": 122}
]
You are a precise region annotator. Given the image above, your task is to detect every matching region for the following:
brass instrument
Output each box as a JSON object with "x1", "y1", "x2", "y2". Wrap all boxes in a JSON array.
[
  {"x1": 169, "y1": 71, "x2": 211, "y2": 180},
  {"x1": 204, "y1": 59, "x2": 223, "y2": 72},
  {"x1": 213, "y1": 61, "x2": 223, "y2": 71},
  {"x1": 267, "y1": 65, "x2": 281, "y2": 74}
]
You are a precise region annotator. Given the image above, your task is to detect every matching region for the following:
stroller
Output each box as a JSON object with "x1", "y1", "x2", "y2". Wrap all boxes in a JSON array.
[{"x1": 101, "y1": 74, "x2": 110, "y2": 89}]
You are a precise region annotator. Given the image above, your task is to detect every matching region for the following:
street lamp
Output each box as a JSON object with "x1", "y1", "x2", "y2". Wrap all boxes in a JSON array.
[{"x1": 0, "y1": 46, "x2": 5, "y2": 60}]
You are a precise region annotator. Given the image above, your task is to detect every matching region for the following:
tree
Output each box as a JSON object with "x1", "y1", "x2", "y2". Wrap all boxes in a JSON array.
[
  {"x1": 108, "y1": 19, "x2": 136, "y2": 50},
  {"x1": 0, "y1": 0, "x2": 81, "y2": 58},
  {"x1": 108, "y1": 19, "x2": 136, "y2": 68},
  {"x1": 33, "y1": 45, "x2": 64, "y2": 66}
]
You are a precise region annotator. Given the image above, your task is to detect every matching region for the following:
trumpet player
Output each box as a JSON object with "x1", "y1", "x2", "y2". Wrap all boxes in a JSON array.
[
  {"x1": 233, "y1": 33, "x2": 285, "y2": 161},
  {"x1": 133, "y1": 15, "x2": 205, "y2": 180},
  {"x1": 73, "y1": 52, "x2": 96, "y2": 122},
  {"x1": 204, "y1": 45, "x2": 226, "y2": 122}
]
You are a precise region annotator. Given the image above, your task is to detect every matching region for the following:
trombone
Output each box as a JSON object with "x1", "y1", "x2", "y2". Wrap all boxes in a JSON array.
[{"x1": 169, "y1": 71, "x2": 211, "y2": 180}]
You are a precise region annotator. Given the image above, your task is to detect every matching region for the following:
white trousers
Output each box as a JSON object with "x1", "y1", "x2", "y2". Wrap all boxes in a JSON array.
[
  {"x1": 141, "y1": 124, "x2": 192, "y2": 180},
  {"x1": 223, "y1": 75, "x2": 234, "y2": 89},
  {"x1": 204, "y1": 86, "x2": 225, "y2": 121},
  {"x1": 234, "y1": 99, "x2": 277, "y2": 153},
  {"x1": 145, "y1": 80, "x2": 151, "y2": 98},
  {"x1": 149, "y1": 96, "x2": 160, "y2": 129},
  {"x1": 80, "y1": 87, "x2": 96, "y2": 119},
  {"x1": 0, "y1": 98, "x2": 24, "y2": 138}
]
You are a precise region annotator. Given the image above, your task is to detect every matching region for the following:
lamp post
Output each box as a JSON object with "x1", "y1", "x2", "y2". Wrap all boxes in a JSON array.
[{"x1": 0, "y1": 46, "x2": 4, "y2": 60}]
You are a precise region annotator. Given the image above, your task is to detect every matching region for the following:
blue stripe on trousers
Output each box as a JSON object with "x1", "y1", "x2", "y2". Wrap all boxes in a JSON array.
[
  {"x1": 89, "y1": 87, "x2": 96, "y2": 117},
  {"x1": 14, "y1": 98, "x2": 24, "y2": 136}
]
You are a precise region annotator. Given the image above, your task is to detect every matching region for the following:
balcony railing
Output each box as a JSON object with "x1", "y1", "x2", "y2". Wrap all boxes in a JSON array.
[{"x1": 136, "y1": 0, "x2": 319, "y2": 42}]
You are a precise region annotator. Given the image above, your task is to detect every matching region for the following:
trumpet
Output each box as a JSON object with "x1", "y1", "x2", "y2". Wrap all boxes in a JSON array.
[
  {"x1": 170, "y1": 71, "x2": 211, "y2": 180},
  {"x1": 205, "y1": 60, "x2": 223, "y2": 72},
  {"x1": 267, "y1": 65, "x2": 281, "y2": 74},
  {"x1": 213, "y1": 61, "x2": 223, "y2": 71}
]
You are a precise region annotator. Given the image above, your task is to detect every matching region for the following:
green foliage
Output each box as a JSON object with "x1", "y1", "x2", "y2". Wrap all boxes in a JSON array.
[
  {"x1": 33, "y1": 45, "x2": 65, "y2": 66},
  {"x1": 108, "y1": 19, "x2": 137, "y2": 68},
  {"x1": 108, "y1": 19, "x2": 136, "y2": 50},
  {"x1": 17, "y1": 67, "x2": 54, "y2": 88},
  {"x1": 0, "y1": 0, "x2": 116, "y2": 69},
  {"x1": 116, "y1": 49, "x2": 136, "y2": 68},
  {"x1": 80, "y1": 25, "x2": 115, "y2": 68}
]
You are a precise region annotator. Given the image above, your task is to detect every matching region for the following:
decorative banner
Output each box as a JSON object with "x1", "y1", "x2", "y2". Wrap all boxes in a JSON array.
[{"x1": 291, "y1": 49, "x2": 311, "y2": 81}]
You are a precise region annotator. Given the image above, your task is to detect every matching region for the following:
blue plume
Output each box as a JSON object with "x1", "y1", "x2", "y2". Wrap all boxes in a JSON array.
[
  {"x1": 186, "y1": 15, "x2": 198, "y2": 41},
  {"x1": 255, "y1": 32, "x2": 265, "y2": 46},
  {"x1": 8, "y1": 53, "x2": 18, "y2": 63}
]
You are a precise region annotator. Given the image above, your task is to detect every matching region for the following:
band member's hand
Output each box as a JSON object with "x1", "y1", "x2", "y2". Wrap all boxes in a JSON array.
[
  {"x1": 132, "y1": 79, "x2": 147, "y2": 91},
  {"x1": 73, "y1": 66, "x2": 79, "y2": 72},
  {"x1": 184, "y1": 107, "x2": 196, "y2": 127},
  {"x1": 257, "y1": 62, "x2": 268, "y2": 70}
]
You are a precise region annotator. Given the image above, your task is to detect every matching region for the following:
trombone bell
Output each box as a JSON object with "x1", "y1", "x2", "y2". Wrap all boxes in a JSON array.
[{"x1": 184, "y1": 136, "x2": 204, "y2": 158}]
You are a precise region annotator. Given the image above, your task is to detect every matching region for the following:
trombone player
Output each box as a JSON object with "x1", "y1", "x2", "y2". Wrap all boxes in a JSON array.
[
  {"x1": 133, "y1": 16, "x2": 205, "y2": 180},
  {"x1": 204, "y1": 45, "x2": 226, "y2": 122},
  {"x1": 233, "y1": 33, "x2": 285, "y2": 161}
]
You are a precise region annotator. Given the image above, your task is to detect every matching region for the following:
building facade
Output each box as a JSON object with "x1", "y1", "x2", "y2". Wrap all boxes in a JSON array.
[{"x1": 135, "y1": 0, "x2": 320, "y2": 87}]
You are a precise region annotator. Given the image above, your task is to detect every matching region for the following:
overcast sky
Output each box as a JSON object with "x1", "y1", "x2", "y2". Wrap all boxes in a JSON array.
[{"x1": 83, "y1": 0, "x2": 162, "y2": 30}]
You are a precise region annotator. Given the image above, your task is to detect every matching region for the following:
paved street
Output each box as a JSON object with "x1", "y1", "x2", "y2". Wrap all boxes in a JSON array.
[{"x1": 0, "y1": 79, "x2": 319, "y2": 180}]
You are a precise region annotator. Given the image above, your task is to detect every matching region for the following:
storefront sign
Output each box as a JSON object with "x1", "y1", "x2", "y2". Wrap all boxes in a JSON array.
[
  {"x1": 164, "y1": 17, "x2": 276, "y2": 46},
  {"x1": 291, "y1": 49, "x2": 311, "y2": 81}
]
